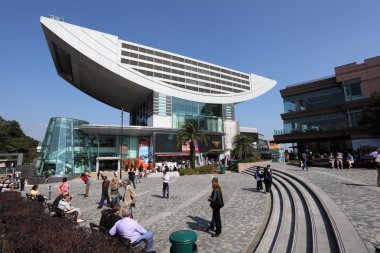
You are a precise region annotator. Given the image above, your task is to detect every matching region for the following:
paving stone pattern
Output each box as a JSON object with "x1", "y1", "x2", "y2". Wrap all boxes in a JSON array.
[
  {"x1": 26, "y1": 171, "x2": 267, "y2": 253},
  {"x1": 253, "y1": 161, "x2": 380, "y2": 253}
]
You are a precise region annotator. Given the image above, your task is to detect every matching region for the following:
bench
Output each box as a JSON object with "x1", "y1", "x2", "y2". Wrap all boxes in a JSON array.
[
  {"x1": 46, "y1": 203, "x2": 78, "y2": 223},
  {"x1": 89, "y1": 222, "x2": 148, "y2": 253},
  {"x1": 26, "y1": 193, "x2": 37, "y2": 201}
]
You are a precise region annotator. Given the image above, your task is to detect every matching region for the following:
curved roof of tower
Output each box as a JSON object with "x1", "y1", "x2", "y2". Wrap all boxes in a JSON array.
[{"x1": 40, "y1": 16, "x2": 276, "y2": 112}]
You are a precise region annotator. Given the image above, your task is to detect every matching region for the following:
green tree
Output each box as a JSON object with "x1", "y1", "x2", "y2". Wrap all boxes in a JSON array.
[
  {"x1": 0, "y1": 116, "x2": 39, "y2": 165},
  {"x1": 231, "y1": 133, "x2": 255, "y2": 160},
  {"x1": 176, "y1": 121, "x2": 207, "y2": 169},
  {"x1": 358, "y1": 92, "x2": 380, "y2": 130}
]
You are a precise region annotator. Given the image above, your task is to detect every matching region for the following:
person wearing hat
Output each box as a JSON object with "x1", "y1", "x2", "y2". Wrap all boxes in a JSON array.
[{"x1": 98, "y1": 176, "x2": 110, "y2": 209}]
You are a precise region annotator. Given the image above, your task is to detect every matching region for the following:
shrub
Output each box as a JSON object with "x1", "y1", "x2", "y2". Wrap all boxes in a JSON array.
[
  {"x1": 179, "y1": 164, "x2": 218, "y2": 176},
  {"x1": 227, "y1": 153, "x2": 262, "y2": 172},
  {"x1": 0, "y1": 192, "x2": 132, "y2": 253}
]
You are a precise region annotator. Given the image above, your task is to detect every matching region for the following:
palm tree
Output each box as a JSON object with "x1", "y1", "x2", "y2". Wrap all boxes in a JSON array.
[
  {"x1": 231, "y1": 134, "x2": 255, "y2": 160},
  {"x1": 176, "y1": 121, "x2": 207, "y2": 169}
]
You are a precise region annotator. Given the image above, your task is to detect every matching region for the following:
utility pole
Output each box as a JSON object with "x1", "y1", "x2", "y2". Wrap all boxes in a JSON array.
[{"x1": 120, "y1": 108, "x2": 124, "y2": 179}]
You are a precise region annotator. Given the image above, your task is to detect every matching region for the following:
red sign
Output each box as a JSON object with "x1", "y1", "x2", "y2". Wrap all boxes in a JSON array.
[{"x1": 181, "y1": 141, "x2": 199, "y2": 152}]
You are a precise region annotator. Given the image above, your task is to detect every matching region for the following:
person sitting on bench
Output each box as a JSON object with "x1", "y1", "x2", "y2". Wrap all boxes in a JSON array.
[
  {"x1": 109, "y1": 208, "x2": 155, "y2": 253},
  {"x1": 58, "y1": 193, "x2": 84, "y2": 223}
]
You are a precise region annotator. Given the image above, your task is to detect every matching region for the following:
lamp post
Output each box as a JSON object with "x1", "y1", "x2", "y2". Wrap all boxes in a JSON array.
[{"x1": 120, "y1": 108, "x2": 124, "y2": 179}]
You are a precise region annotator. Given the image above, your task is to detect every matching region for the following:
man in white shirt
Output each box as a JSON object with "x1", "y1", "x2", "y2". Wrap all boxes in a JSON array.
[
  {"x1": 58, "y1": 194, "x2": 84, "y2": 222},
  {"x1": 162, "y1": 169, "x2": 170, "y2": 199}
]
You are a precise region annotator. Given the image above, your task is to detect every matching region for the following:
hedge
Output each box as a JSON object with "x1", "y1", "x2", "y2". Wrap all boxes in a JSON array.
[
  {"x1": 179, "y1": 164, "x2": 219, "y2": 176},
  {"x1": 0, "y1": 192, "x2": 131, "y2": 253}
]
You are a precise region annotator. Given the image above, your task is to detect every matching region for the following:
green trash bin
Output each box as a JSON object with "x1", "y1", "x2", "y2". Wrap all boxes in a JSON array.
[
  {"x1": 169, "y1": 230, "x2": 198, "y2": 253},
  {"x1": 220, "y1": 164, "x2": 225, "y2": 174}
]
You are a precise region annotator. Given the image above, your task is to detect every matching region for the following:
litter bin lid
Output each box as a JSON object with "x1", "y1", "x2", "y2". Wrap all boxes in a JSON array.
[{"x1": 169, "y1": 230, "x2": 197, "y2": 243}]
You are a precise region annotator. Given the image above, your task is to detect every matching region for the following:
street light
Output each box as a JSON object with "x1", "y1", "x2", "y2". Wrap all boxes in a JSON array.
[{"x1": 120, "y1": 108, "x2": 124, "y2": 179}]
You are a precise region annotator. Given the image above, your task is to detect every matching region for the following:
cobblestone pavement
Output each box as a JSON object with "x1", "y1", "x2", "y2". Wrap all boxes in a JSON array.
[
  {"x1": 253, "y1": 161, "x2": 380, "y2": 253},
  {"x1": 26, "y1": 171, "x2": 267, "y2": 253}
]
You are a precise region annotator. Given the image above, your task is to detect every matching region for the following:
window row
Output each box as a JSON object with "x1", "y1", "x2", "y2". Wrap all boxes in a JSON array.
[
  {"x1": 121, "y1": 58, "x2": 249, "y2": 91},
  {"x1": 134, "y1": 68, "x2": 242, "y2": 94},
  {"x1": 120, "y1": 49, "x2": 250, "y2": 84}
]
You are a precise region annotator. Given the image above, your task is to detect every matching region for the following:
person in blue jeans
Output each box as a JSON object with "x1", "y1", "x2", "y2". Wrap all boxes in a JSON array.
[
  {"x1": 98, "y1": 176, "x2": 110, "y2": 209},
  {"x1": 109, "y1": 208, "x2": 155, "y2": 253}
]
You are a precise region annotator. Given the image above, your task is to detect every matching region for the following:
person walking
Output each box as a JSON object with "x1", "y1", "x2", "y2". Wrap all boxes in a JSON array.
[
  {"x1": 98, "y1": 176, "x2": 110, "y2": 209},
  {"x1": 207, "y1": 177, "x2": 224, "y2": 237},
  {"x1": 263, "y1": 166, "x2": 273, "y2": 193},
  {"x1": 162, "y1": 169, "x2": 170, "y2": 199},
  {"x1": 122, "y1": 179, "x2": 136, "y2": 218},
  {"x1": 300, "y1": 152, "x2": 308, "y2": 171},
  {"x1": 108, "y1": 177, "x2": 121, "y2": 205},
  {"x1": 80, "y1": 173, "x2": 91, "y2": 197},
  {"x1": 128, "y1": 168, "x2": 136, "y2": 189}
]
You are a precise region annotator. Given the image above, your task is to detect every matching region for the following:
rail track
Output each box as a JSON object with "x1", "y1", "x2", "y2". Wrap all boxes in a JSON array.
[{"x1": 242, "y1": 167, "x2": 368, "y2": 253}]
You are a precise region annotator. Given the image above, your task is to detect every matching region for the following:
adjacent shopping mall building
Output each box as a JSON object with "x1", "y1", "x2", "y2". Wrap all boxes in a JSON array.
[
  {"x1": 274, "y1": 56, "x2": 380, "y2": 154},
  {"x1": 37, "y1": 16, "x2": 276, "y2": 176}
]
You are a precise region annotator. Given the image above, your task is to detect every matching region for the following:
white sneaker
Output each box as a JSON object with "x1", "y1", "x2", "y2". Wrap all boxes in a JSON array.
[{"x1": 77, "y1": 219, "x2": 85, "y2": 223}]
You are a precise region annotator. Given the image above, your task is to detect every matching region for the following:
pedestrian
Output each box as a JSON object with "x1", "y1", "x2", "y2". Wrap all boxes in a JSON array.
[
  {"x1": 207, "y1": 177, "x2": 224, "y2": 237},
  {"x1": 44, "y1": 172, "x2": 49, "y2": 184},
  {"x1": 122, "y1": 179, "x2": 136, "y2": 219},
  {"x1": 58, "y1": 177, "x2": 69, "y2": 195},
  {"x1": 108, "y1": 177, "x2": 121, "y2": 205},
  {"x1": 128, "y1": 168, "x2": 136, "y2": 189},
  {"x1": 97, "y1": 170, "x2": 101, "y2": 180},
  {"x1": 370, "y1": 148, "x2": 380, "y2": 187},
  {"x1": 346, "y1": 153, "x2": 354, "y2": 169},
  {"x1": 328, "y1": 152, "x2": 335, "y2": 168},
  {"x1": 300, "y1": 152, "x2": 308, "y2": 171},
  {"x1": 135, "y1": 168, "x2": 141, "y2": 183},
  {"x1": 98, "y1": 176, "x2": 110, "y2": 209},
  {"x1": 80, "y1": 173, "x2": 91, "y2": 197},
  {"x1": 20, "y1": 177, "x2": 25, "y2": 191},
  {"x1": 162, "y1": 168, "x2": 170, "y2": 199},
  {"x1": 254, "y1": 167, "x2": 264, "y2": 192},
  {"x1": 335, "y1": 152, "x2": 344, "y2": 169},
  {"x1": 263, "y1": 166, "x2": 273, "y2": 193}
]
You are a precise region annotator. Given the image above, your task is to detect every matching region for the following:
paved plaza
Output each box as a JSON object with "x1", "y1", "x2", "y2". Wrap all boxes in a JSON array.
[{"x1": 25, "y1": 164, "x2": 379, "y2": 253}]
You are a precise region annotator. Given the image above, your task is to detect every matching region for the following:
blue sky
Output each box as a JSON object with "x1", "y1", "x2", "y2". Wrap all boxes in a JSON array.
[{"x1": 1, "y1": 1, "x2": 379, "y2": 142}]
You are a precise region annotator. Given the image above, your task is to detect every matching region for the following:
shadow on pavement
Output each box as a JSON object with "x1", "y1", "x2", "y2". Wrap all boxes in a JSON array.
[
  {"x1": 241, "y1": 188, "x2": 259, "y2": 192},
  {"x1": 341, "y1": 183, "x2": 371, "y2": 187},
  {"x1": 186, "y1": 215, "x2": 209, "y2": 232},
  {"x1": 151, "y1": 194, "x2": 164, "y2": 199}
]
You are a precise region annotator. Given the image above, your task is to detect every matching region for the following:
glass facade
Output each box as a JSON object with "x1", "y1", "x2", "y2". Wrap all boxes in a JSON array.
[
  {"x1": 171, "y1": 97, "x2": 223, "y2": 132},
  {"x1": 283, "y1": 112, "x2": 349, "y2": 134},
  {"x1": 283, "y1": 87, "x2": 344, "y2": 113},
  {"x1": 36, "y1": 118, "x2": 93, "y2": 176},
  {"x1": 36, "y1": 118, "x2": 150, "y2": 176}
]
